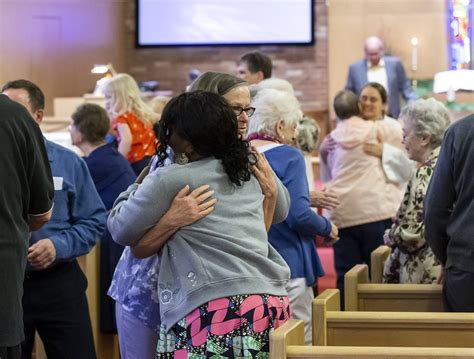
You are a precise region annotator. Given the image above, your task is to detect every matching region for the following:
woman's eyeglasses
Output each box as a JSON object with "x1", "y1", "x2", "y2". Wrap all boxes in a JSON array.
[{"x1": 231, "y1": 106, "x2": 256, "y2": 117}]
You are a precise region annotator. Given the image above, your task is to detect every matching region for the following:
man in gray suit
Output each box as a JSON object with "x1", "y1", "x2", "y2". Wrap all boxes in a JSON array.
[{"x1": 345, "y1": 36, "x2": 417, "y2": 118}]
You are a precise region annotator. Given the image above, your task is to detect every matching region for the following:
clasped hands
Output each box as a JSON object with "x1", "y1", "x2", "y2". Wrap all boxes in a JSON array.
[{"x1": 28, "y1": 239, "x2": 56, "y2": 269}]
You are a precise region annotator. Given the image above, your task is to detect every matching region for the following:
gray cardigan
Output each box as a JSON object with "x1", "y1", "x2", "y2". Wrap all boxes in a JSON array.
[{"x1": 108, "y1": 157, "x2": 291, "y2": 331}]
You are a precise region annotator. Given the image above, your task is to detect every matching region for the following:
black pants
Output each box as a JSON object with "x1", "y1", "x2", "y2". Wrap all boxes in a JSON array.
[
  {"x1": 100, "y1": 229, "x2": 124, "y2": 333},
  {"x1": 0, "y1": 345, "x2": 21, "y2": 359},
  {"x1": 444, "y1": 266, "x2": 474, "y2": 312},
  {"x1": 333, "y1": 219, "x2": 392, "y2": 309},
  {"x1": 21, "y1": 260, "x2": 96, "y2": 359}
]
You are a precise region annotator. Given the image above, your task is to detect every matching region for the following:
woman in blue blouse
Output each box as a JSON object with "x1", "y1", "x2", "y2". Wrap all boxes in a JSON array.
[{"x1": 248, "y1": 88, "x2": 339, "y2": 345}]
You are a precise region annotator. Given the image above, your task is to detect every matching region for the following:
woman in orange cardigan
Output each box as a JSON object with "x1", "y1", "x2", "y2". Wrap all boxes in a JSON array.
[{"x1": 104, "y1": 73, "x2": 158, "y2": 175}]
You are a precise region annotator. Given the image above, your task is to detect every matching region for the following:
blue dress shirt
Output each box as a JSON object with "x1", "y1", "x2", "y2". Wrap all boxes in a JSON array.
[{"x1": 30, "y1": 140, "x2": 107, "y2": 262}]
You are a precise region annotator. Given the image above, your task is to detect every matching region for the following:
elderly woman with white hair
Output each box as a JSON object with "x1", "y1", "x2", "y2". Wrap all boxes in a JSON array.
[
  {"x1": 248, "y1": 88, "x2": 338, "y2": 345},
  {"x1": 383, "y1": 98, "x2": 451, "y2": 284},
  {"x1": 250, "y1": 77, "x2": 295, "y2": 96},
  {"x1": 251, "y1": 78, "x2": 340, "y2": 210}
]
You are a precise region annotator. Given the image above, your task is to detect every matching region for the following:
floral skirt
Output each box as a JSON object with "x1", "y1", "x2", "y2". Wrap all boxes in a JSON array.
[
  {"x1": 156, "y1": 294, "x2": 291, "y2": 358},
  {"x1": 383, "y1": 244, "x2": 441, "y2": 284}
]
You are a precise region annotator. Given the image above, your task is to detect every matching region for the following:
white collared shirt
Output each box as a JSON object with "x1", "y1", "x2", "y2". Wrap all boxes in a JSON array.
[{"x1": 367, "y1": 58, "x2": 388, "y2": 94}]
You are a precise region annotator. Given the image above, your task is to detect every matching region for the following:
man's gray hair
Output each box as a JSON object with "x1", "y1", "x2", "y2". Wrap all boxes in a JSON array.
[
  {"x1": 333, "y1": 90, "x2": 360, "y2": 120},
  {"x1": 248, "y1": 89, "x2": 302, "y2": 138},
  {"x1": 400, "y1": 98, "x2": 451, "y2": 148}
]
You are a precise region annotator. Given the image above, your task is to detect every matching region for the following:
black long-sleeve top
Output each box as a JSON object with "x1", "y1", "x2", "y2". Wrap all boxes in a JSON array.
[{"x1": 424, "y1": 114, "x2": 474, "y2": 273}]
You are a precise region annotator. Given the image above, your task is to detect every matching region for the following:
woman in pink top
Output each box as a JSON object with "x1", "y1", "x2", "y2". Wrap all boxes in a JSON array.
[
  {"x1": 320, "y1": 89, "x2": 405, "y2": 306},
  {"x1": 359, "y1": 82, "x2": 415, "y2": 185}
]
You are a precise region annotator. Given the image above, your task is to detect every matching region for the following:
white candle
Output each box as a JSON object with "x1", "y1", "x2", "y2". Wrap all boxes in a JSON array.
[{"x1": 411, "y1": 37, "x2": 418, "y2": 71}]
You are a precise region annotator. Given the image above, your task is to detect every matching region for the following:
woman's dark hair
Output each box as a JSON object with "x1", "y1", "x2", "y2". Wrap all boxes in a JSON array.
[
  {"x1": 156, "y1": 91, "x2": 255, "y2": 186},
  {"x1": 362, "y1": 82, "x2": 388, "y2": 105},
  {"x1": 238, "y1": 51, "x2": 273, "y2": 79},
  {"x1": 71, "y1": 103, "x2": 110, "y2": 144}
]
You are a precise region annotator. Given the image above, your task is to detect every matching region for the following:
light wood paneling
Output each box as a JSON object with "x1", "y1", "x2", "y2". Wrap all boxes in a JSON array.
[{"x1": 0, "y1": 0, "x2": 126, "y2": 115}]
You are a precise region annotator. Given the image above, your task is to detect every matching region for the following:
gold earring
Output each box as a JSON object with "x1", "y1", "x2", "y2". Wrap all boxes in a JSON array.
[{"x1": 175, "y1": 152, "x2": 189, "y2": 165}]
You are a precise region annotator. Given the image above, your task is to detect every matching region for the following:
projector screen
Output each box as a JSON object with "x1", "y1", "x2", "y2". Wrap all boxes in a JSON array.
[{"x1": 136, "y1": 0, "x2": 314, "y2": 47}]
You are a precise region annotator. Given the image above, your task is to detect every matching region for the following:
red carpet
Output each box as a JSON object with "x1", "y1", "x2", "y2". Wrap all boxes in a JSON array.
[
  {"x1": 313, "y1": 180, "x2": 337, "y2": 293},
  {"x1": 316, "y1": 246, "x2": 336, "y2": 293}
]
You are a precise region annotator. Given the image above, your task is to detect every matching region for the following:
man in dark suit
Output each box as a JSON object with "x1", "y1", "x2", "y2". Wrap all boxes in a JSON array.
[{"x1": 345, "y1": 36, "x2": 417, "y2": 118}]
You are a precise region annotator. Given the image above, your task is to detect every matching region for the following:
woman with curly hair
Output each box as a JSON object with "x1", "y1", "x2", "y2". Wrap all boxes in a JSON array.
[{"x1": 108, "y1": 91, "x2": 291, "y2": 358}]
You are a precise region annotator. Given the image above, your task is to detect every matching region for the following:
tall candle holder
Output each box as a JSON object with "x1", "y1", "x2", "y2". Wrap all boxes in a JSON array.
[
  {"x1": 411, "y1": 37, "x2": 418, "y2": 89},
  {"x1": 412, "y1": 74, "x2": 418, "y2": 89}
]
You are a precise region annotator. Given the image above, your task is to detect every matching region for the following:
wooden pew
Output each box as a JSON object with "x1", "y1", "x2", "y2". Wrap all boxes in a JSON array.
[
  {"x1": 345, "y1": 264, "x2": 443, "y2": 312},
  {"x1": 270, "y1": 319, "x2": 474, "y2": 359},
  {"x1": 312, "y1": 289, "x2": 474, "y2": 348},
  {"x1": 270, "y1": 319, "x2": 305, "y2": 358},
  {"x1": 370, "y1": 245, "x2": 391, "y2": 283}
]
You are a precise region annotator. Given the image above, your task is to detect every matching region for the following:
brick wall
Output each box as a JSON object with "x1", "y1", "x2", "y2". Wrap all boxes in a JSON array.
[{"x1": 125, "y1": 0, "x2": 328, "y2": 110}]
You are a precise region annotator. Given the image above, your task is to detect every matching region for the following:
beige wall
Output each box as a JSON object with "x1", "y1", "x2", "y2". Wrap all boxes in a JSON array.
[
  {"x1": 328, "y1": 0, "x2": 448, "y2": 117},
  {"x1": 0, "y1": 0, "x2": 127, "y2": 115}
]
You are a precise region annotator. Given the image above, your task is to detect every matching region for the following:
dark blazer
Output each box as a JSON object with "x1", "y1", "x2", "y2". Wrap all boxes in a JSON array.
[
  {"x1": 345, "y1": 56, "x2": 417, "y2": 118},
  {"x1": 424, "y1": 114, "x2": 474, "y2": 273},
  {"x1": 84, "y1": 144, "x2": 136, "y2": 333}
]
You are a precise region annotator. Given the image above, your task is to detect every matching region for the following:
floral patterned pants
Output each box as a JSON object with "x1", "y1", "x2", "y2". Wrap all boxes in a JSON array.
[{"x1": 156, "y1": 294, "x2": 291, "y2": 358}]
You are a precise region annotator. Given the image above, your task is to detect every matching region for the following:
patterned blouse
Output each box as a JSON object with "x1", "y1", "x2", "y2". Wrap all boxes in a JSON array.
[
  {"x1": 112, "y1": 112, "x2": 156, "y2": 164},
  {"x1": 108, "y1": 154, "x2": 173, "y2": 333},
  {"x1": 108, "y1": 248, "x2": 162, "y2": 332},
  {"x1": 383, "y1": 147, "x2": 441, "y2": 284}
]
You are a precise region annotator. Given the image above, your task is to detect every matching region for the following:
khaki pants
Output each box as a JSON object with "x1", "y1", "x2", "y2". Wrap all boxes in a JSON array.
[{"x1": 286, "y1": 278, "x2": 314, "y2": 345}]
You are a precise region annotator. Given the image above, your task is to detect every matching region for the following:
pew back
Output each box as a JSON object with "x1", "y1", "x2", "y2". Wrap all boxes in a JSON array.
[
  {"x1": 370, "y1": 245, "x2": 390, "y2": 283},
  {"x1": 345, "y1": 264, "x2": 444, "y2": 312},
  {"x1": 313, "y1": 289, "x2": 474, "y2": 348},
  {"x1": 271, "y1": 319, "x2": 474, "y2": 359}
]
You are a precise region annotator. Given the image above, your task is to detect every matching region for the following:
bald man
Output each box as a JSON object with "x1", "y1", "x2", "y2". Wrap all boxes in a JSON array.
[{"x1": 345, "y1": 36, "x2": 417, "y2": 118}]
